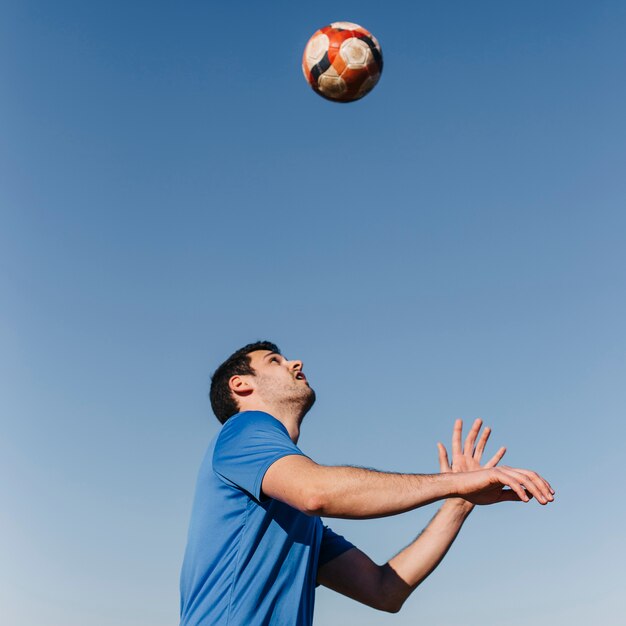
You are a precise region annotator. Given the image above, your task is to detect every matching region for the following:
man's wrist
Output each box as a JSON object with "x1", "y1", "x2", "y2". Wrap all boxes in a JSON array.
[
  {"x1": 443, "y1": 471, "x2": 473, "y2": 499},
  {"x1": 442, "y1": 496, "x2": 475, "y2": 517}
]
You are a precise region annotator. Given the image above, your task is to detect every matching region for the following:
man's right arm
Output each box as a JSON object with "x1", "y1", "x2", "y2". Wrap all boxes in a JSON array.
[{"x1": 262, "y1": 455, "x2": 553, "y2": 519}]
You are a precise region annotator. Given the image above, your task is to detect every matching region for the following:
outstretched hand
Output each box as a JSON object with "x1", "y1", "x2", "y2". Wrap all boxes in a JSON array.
[
  {"x1": 438, "y1": 418, "x2": 506, "y2": 474},
  {"x1": 437, "y1": 419, "x2": 555, "y2": 506}
]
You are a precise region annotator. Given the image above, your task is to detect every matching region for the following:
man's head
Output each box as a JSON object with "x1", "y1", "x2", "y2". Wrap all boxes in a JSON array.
[{"x1": 210, "y1": 341, "x2": 316, "y2": 424}]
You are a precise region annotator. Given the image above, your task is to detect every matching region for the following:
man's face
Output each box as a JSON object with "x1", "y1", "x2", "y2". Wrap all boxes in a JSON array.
[{"x1": 246, "y1": 350, "x2": 316, "y2": 417}]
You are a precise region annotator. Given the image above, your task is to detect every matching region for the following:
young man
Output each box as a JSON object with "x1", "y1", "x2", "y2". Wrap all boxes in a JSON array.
[{"x1": 179, "y1": 341, "x2": 554, "y2": 625}]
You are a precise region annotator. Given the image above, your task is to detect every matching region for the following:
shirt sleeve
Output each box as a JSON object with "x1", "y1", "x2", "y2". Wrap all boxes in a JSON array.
[
  {"x1": 318, "y1": 524, "x2": 355, "y2": 568},
  {"x1": 212, "y1": 411, "x2": 306, "y2": 502}
]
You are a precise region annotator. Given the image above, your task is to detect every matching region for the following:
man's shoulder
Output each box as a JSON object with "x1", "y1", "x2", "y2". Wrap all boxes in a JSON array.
[{"x1": 214, "y1": 411, "x2": 295, "y2": 461}]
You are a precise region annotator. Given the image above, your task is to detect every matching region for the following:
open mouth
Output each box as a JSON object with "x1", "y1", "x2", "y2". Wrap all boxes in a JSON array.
[{"x1": 295, "y1": 372, "x2": 306, "y2": 381}]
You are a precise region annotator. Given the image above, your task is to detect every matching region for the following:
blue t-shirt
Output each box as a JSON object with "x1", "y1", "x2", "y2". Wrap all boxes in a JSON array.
[{"x1": 179, "y1": 411, "x2": 354, "y2": 626}]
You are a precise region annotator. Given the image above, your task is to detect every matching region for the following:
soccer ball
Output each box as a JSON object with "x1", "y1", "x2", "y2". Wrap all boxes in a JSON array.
[{"x1": 302, "y1": 22, "x2": 383, "y2": 103}]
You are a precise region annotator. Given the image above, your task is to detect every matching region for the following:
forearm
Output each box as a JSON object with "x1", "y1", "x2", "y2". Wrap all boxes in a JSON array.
[
  {"x1": 381, "y1": 499, "x2": 474, "y2": 611},
  {"x1": 305, "y1": 464, "x2": 460, "y2": 519}
]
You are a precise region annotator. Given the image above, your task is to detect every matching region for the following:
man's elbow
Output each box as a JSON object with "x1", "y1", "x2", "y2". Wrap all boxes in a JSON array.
[
  {"x1": 376, "y1": 565, "x2": 409, "y2": 613},
  {"x1": 376, "y1": 594, "x2": 404, "y2": 614},
  {"x1": 382, "y1": 600, "x2": 403, "y2": 614},
  {"x1": 301, "y1": 490, "x2": 328, "y2": 516},
  {"x1": 284, "y1": 463, "x2": 332, "y2": 516}
]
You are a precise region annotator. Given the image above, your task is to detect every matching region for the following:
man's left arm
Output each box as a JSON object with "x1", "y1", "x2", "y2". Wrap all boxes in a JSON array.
[
  {"x1": 317, "y1": 498, "x2": 473, "y2": 613},
  {"x1": 318, "y1": 419, "x2": 512, "y2": 613}
]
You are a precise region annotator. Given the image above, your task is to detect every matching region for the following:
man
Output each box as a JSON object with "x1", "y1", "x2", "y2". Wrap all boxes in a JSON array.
[{"x1": 179, "y1": 341, "x2": 554, "y2": 625}]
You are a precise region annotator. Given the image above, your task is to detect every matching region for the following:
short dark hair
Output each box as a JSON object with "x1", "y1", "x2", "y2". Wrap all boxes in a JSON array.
[{"x1": 209, "y1": 341, "x2": 280, "y2": 424}]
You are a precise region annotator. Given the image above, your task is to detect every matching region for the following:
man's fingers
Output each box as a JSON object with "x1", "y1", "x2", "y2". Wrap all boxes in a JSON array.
[
  {"x1": 437, "y1": 442, "x2": 451, "y2": 472},
  {"x1": 464, "y1": 418, "x2": 482, "y2": 457},
  {"x1": 499, "y1": 467, "x2": 553, "y2": 504},
  {"x1": 472, "y1": 423, "x2": 491, "y2": 461},
  {"x1": 534, "y1": 471, "x2": 555, "y2": 495},
  {"x1": 494, "y1": 468, "x2": 529, "y2": 502},
  {"x1": 484, "y1": 446, "x2": 506, "y2": 468},
  {"x1": 496, "y1": 489, "x2": 529, "y2": 503},
  {"x1": 512, "y1": 468, "x2": 553, "y2": 503},
  {"x1": 451, "y1": 419, "x2": 463, "y2": 457},
  {"x1": 516, "y1": 468, "x2": 554, "y2": 495}
]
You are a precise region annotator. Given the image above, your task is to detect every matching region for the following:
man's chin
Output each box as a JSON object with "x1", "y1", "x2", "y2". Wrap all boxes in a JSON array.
[{"x1": 300, "y1": 387, "x2": 316, "y2": 417}]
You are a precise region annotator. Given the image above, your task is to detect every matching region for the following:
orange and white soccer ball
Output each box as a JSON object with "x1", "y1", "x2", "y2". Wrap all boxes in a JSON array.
[{"x1": 302, "y1": 22, "x2": 383, "y2": 103}]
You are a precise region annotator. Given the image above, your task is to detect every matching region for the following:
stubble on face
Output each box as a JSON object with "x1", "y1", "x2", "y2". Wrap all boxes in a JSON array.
[
  {"x1": 255, "y1": 371, "x2": 316, "y2": 420},
  {"x1": 247, "y1": 351, "x2": 316, "y2": 421}
]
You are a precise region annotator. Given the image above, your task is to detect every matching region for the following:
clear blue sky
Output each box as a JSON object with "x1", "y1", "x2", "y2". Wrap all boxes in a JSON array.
[{"x1": 1, "y1": 1, "x2": 625, "y2": 624}]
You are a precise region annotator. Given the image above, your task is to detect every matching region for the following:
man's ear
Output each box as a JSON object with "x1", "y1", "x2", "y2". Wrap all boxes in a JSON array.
[{"x1": 229, "y1": 375, "x2": 254, "y2": 398}]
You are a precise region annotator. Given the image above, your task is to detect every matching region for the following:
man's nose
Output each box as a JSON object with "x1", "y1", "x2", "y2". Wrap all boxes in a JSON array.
[{"x1": 290, "y1": 359, "x2": 303, "y2": 371}]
